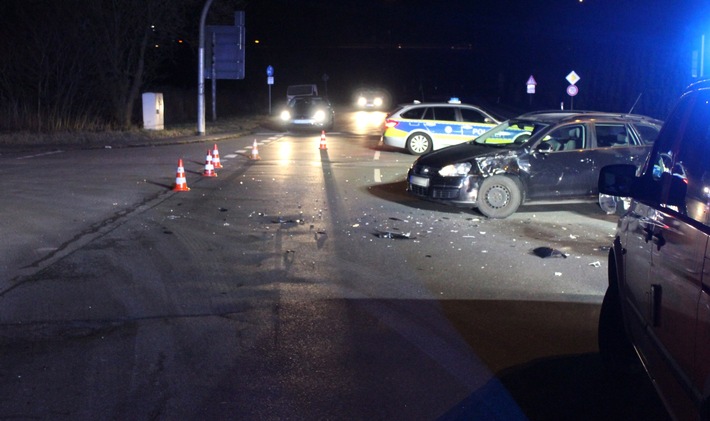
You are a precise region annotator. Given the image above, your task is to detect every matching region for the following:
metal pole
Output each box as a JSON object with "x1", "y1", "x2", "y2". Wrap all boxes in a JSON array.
[
  {"x1": 211, "y1": 32, "x2": 217, "y2": 122},
  {"x1": 197, "y1": 0, "x2": 215, "y2": 135}
]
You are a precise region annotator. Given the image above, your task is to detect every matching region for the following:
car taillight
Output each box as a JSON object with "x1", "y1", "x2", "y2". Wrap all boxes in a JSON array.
[{"x1": 384, "y1": 119, "x2": 399, "y2": 129}]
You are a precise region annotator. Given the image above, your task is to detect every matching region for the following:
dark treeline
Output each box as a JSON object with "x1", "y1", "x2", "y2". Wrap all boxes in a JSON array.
[
  {"x1": 0, "y1": 0, "x2": 244, "y2": 132},
  {"x1": 0, "y1": 0, "x2": 705, "y2": 132}
]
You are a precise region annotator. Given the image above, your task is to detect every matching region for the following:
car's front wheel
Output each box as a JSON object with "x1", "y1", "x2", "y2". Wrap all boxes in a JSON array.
[
  {"x1": 406, "y1": 133, "x2": 432, "y2": 155},
  {"x1": 477, "y1": 175, "x2": 522, "y2": 218}
]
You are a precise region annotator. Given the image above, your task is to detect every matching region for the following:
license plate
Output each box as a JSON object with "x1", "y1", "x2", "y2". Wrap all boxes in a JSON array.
[{"x1": 409, "y1": 175, "x2": 430, "y2": 188}]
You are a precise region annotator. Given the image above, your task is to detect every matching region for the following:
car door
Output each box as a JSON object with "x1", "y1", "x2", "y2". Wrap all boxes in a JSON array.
[
  {"x1": 589, "y1": 123, "x2": 655, "y2": 188},
  {"x1": 524, "y1": 123, "x2": 593, "y2": 200},
  {"x1": 458, "y1": 107, "x2": 497, "y2": 139},
  {"x1": 623, "y1": 91, "x2": 710, "y2": 420},
  {"x1": 429, "y1": 106, "x2": 462, "y2": 148},
  {"x1": 592, "y1": 122, "x2": 652, "y2": 166}
]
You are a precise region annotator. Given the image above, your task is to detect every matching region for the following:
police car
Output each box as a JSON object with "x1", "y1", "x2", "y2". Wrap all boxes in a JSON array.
[{"x1": 381, "y1": 99, "x2": 501, "y2": 155}]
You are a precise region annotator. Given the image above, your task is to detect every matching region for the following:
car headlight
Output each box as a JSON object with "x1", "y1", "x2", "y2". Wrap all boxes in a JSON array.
[
  {"x1": 280, "y1": 110, "x2": 291, "y2": 121},
  {"x1": 357, "y1": 97, "x2": 367, "y2": 106},
  {"x1": 313, "y1": 109, "x2": 326, "y2": 122},
  {"x1": 438, "y1": 162, "x2": 472, "y2": 177},
  {"x1": 373, "y1": 97, "x2": 383, "y2": 106}
]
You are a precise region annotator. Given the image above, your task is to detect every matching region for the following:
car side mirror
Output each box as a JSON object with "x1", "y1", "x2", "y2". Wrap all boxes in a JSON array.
[{"x1": 598, "y1": 164, "x2": 645, "y2": 199}]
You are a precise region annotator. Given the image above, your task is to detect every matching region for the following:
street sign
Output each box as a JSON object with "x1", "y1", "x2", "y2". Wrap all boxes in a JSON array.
[
  {"x1": 526, "y1": 75, "x2": 537, "y2": 94},
  {"x1": 266, "y1": 65, "x2": 274, "y2": 77},
  {"x1": 267, "y1": 76, "x2": 274, "y2": 85},
  {"x1": 205, "y1": 12, "x2": 246, "y2": 80},
  {"x1": 567, "y1": 84, "x2": 579, "y2": 97},
  {"x1": 566, "y1": 71, "x2": 580, "y2": 85}
]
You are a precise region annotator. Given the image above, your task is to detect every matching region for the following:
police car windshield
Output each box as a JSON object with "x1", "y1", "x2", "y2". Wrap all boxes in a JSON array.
[{"x1": 471, "y1": 119, "x2": 549, "y2": 147}]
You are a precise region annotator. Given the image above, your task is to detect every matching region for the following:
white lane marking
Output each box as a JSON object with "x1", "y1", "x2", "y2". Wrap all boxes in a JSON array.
[
  {"x1": 17, "y1": 150, "x2": 64, "y2": 160},
  {"x1": 374, "y1": 168, "x2": 382, "y2": 183},
  {"x1": 224, "y1": 154, "x2": 238, "y2": 158},
  {"x1": 374, "y1": 151, "x2": 380, "y2": 160}
]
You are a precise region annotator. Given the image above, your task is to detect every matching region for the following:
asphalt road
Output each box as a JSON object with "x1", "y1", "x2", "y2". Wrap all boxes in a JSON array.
[{"x1": 0, "y1": 110, "x2": 669, "y2": 420}]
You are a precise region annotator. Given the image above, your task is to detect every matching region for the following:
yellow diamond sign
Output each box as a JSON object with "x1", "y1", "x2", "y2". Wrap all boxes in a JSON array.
[{"x1": 566, "y1": 71, "x2": 580, "y2": 85}]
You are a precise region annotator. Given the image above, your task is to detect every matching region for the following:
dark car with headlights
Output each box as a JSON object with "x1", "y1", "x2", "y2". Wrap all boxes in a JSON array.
[
  {"x1": 354, "y1": 88, "x2": 389, "y2": 109},
  {"x1": 279, "y1": 96, "x2": 334, "y2": 130},
  {"x1": 407, "y1": 111, "x2": 662, "y2": 218}
]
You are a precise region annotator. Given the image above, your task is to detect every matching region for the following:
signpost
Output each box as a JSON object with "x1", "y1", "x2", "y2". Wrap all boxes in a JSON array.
[
  {"x1": 204, "y1": 12, "x2": 246, "y2": 122},
  {"x1": 266, "y1": 65, "x2": 274, "y2": 114},
  {"x1": 526, "y1": 75, "x2": 537, "y2": 106},
  {"x1": 322, "y1": 73, "x2": 330, "y2": 98},
  {"x1": 197, "y1": 0, "x2": 216, "y2": 135},
  {"x1": 565, "y1": 70, "x2": 580, "y2": 110},
  {"x1": 526, "y1": 75, "x2": 537, "y2": 94}
]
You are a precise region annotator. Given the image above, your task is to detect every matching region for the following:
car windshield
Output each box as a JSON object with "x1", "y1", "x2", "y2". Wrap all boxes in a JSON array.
[
  {"x1": 291, "y1": 97, "x2": 326, "y2": 109},
  {"x1": 471, "y1": 119, "x2": 549, "y2": 147}
]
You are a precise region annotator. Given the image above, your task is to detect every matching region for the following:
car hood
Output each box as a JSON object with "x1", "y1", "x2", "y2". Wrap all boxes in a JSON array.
[
  {"x1": 416, "y1": 142, "x2": 524, "y2": 165},
  {"x1": 415, "y1": 142, "x2": 530, "y2": 176}
]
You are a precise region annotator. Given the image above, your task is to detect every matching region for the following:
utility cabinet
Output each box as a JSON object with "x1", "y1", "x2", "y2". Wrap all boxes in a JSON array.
[{"x1": 142, "y1": 92, "x2": 164, "y2": 130}]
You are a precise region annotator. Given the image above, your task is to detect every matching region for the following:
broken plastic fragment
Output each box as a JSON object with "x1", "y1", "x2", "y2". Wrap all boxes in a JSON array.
[
  {"x1": 271, "y1": 217, "x2": 304, "y2": 226},
  {"x1": 589, "y1": 261, "x2": 601, "y2": 267},
  {"x1": 532, "y1": 246, "x2": 568, "y2": 258},
  {"x1": 374, "y1": 229, "x2": 414, "y2": 239}
]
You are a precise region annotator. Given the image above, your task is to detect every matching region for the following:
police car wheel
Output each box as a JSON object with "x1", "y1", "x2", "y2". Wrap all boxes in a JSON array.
[
  {"x1": 477, "y1": 175, "x2": 522, "y2": 219},
  {"x1": 406, "y1": 133, "x2": 432, "y2": 155}
]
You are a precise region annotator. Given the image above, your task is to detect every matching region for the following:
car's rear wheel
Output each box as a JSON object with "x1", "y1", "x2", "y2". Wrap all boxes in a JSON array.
[
  {"x1": 598, "y1": 281, "x2": 639, "y2": 374},
  {"x1": 477, "y1": 175, "x2": 522, "y2": 218},
  {"x1": 599, "y1": 193, "x2": 630, "y2": 215},
  {"x1": 406, "y1": 133, "x2": 432, "y2": 155},
  {"x1": 598, "y1": 194, "x2": 617, "y2": 214}
]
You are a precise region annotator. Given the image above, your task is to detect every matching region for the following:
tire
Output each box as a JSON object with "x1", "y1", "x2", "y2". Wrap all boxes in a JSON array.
[
  {"x1": 406, "y1": 133, "x2": 432, "y2": 155},
  {"x1": 477, "y1": 175, "x2": 522, "y2": 218},
  {"x1": 598, "y1": 194, "x2": 619, "y2": 214},
  {"x1": 598, "y1": 282, "x2": 639, "y2": 374}
]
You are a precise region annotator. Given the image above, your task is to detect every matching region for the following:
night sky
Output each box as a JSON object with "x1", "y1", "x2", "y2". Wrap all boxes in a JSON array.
[
  {"x1": 238, "y1": 0, "x2": 710, "y2": 117},
  {"x1": 5, "y1": 0, "x2": 710, "y2": 124},
  {"x1": 245, "y1": 0, "x2": 700, "y2": 46}
]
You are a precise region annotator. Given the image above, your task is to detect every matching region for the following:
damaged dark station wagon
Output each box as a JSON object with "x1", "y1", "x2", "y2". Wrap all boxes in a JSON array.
[{"x1": 407, "y1": 111, "x2": 663, "y2": 218}]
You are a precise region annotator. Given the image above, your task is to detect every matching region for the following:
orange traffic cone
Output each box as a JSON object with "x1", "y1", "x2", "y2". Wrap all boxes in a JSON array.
[
  {"x1": 203, "y1": 149, "x2": 217, "y2": 177},
  {"x1": 319, "y1": 131, "x2": 327, "y2": 150},
  {"x1": 212, "y1": 144, "x2": 223, "y2": 168},
  {"x1": 172, "y1": 158, "x2": 190, "y2": 191},
  {"x1": 250, "y1": 139, "x2": 261, "y2": 160}
]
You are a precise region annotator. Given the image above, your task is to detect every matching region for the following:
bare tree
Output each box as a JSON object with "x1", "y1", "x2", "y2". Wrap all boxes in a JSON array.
[
  {"x1": 83, "y1": 0, "x2": 200, "y2": 128},
  {"x1": 0, "y1": 0, "x2": 219, "y2": 130},
  {"x1": 0, "y1": 1, "x2": 103, "y2": 130}
]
